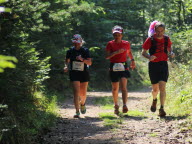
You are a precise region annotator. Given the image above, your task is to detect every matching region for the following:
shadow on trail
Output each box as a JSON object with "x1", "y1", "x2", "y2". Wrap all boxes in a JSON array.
[
  {"x1": 122, "y1": 115, "x2": 148, "y2": 121},
  {"x1": 128, "y1": 96, "x2": 147, "y2": 101},
  {"x1": 40, "y1": 115, "x2": 119, "y2": 144},
  {"x1": 160, "y1": 115, "x2": 189, "y2": 121}
]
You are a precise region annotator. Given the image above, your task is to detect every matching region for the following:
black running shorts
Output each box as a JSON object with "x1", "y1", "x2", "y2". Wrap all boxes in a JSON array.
[
  {"x1": 109, "y1": 70, "x2": 130, "y2": 82},
  {"x1": 148, "y1": 61, "x2": 169, "y2": 84},
  {"x1": 69, "y1": 71, "x2": 90, "y2": 82}
]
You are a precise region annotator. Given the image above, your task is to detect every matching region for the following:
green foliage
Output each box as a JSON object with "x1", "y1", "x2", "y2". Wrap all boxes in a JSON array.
[
  {"x1": 0, "y1": 0, "x2": 54, "y2": 143},
  {"x1": 171, "y1": 29, "x2": 192, "y2": 64},
  {"x1": 0, "y1": 0, "x2": 11, "y2": 12},
  {"x1": 167, "y1": 63, "x2": 192, "y2": 116},
  {"x1": 0, "y1": 55, "x2": 17, "y2": 72},
  {"x1": 0, "y1": 92, "x2": 58, "y2": 143}
]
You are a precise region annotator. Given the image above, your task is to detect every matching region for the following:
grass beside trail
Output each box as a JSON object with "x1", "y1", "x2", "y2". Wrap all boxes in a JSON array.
[
  {"x1": 94, "y1": 96, "x2": 147, "y2": 129},
  {"x1": 166, "y1": 64, "x2": 192, "y2": 130}
]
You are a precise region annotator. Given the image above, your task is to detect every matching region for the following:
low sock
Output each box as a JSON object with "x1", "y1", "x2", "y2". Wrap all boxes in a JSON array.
[
  {"x1": 153, "y1": 98, "x2": 157, "y2": 101},
  {"x1": 160, "y1": 105, "x2": 164, "y2": 109}
]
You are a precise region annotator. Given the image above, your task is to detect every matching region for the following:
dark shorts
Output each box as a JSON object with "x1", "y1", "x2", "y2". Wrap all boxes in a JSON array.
[
  {"x1": 109, "y1": 70, "x2": 130, "y2": 82},
  {"x1": 69, "y1": 71, "x2": 90, "y2": 82},
  {"x1": 148, "y1": 61, "x2": 169, "y2": 84}
]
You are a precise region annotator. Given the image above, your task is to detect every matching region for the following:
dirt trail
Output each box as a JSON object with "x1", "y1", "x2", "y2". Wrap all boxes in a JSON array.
[{"x1": 39, "y1": 87, "x2": 191, "y2": 144}]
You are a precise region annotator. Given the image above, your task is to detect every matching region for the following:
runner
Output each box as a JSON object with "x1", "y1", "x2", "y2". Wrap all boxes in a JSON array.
[
  {"x1": 64, "y1": 34, "x2": 92, "y2": 118},
  {"x1": 105, "y1": 25, "x2": 136, "y2": 115},
  {"x1": 142, "y1": 21, "x2": 175, "y2": 117}
]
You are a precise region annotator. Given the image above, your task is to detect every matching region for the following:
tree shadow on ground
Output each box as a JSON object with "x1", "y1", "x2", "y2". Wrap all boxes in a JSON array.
[
  {"x1": 128, "y1": 96, "x2": 147, "y2": 100},
  {"x1": 39, "y1": 115, "x2": 122, "y2": 144},
  {"x1": 122, "y1": 114, "x2": 148, "y2": 121},
  {"x1": 159, "y1": 115, "x2": 189, "y2": 121}
]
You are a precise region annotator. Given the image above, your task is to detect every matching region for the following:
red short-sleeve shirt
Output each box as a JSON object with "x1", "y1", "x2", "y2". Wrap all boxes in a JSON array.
[
  {"x1": 106, "y1": 40, "x2": 130, "y2": 63},
  {"x1": 142, "y1": 34, "x2": 172, "y2": 62}
]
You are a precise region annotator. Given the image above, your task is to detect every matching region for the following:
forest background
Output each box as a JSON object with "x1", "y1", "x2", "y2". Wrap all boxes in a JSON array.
[{"x1": 0, "y1": 0, "x2": 191, "y2": 143}]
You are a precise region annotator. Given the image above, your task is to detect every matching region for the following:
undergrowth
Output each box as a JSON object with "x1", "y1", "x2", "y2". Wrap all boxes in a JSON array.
[
  {"x1": 0, "y1": 91, "x2": 58, "y2": 143},
  {"x1": 166, "y1": 62, "x2": 192, "y2": 128}
]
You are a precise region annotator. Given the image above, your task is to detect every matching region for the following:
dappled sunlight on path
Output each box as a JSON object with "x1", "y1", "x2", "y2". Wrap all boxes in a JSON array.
[{"x1": 39, "y1": 87, "x2": 192, "y2": 144}]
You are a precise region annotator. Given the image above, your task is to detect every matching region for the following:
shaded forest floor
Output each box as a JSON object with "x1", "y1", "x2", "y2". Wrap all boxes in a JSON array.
[{"x1": 37, "y1": 87, "x2": 192, "y2": 144}]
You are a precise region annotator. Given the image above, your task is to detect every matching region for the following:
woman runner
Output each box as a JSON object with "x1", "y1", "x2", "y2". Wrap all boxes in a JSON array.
[
  {"x1": 64, "y1": 34, "x2": 92, "y2": 118},
  {"x1": 142, "y1": 21, "x2": 175, "y2": 117},
  {"x1": 105, "y1": 25, "x2": 136, "y2": 115}
]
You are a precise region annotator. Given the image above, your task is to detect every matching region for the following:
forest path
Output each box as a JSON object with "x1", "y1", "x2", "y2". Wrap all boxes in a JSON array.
[{"x1": 40, "y1": 87, "x2": 191, "y2": 144}]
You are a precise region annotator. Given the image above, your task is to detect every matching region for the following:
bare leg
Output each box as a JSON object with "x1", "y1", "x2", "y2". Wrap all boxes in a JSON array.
[
  {"x1": 119, "y1": 77, "x2": 128, "y2": 105},
  {"x1": 72, "y1": 81, "x2": 80, "y2": 113},
  {"x1": 111, "y1": 82, "x2": 119, "y2": 106},
  {"x1": 158, "y1": 81, "x2": 167, "y2": 116},
  {"x1": 150, "y1": 83, "x2": 159, "y2": 112},
  {"x1": 152, "y1": 83, "x2": 159, "y2": 100},
  {"x1": 159, "y1": 81, "x2": 166, "y2": 107},
  {"x1": 79, "y1": 82, "x2": 89, "y2": 105}
]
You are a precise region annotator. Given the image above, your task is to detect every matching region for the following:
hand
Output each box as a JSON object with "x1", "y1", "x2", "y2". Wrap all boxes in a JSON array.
[
  {"x1": 64, "y1": 66, "x2": 68, "y2": 72},
  {"x1": 116, "y1": 48, "x2": 126, "y2": 54},
  {"x1": 170, "y1": 51, "x2": 175, "y2": 58},
  {"x1": 76, "y1": 55, "x2": 84, "y2": 61},
  {"x1": 130, "y1": 61, "x2": 136, "y2": 70},
  {"x1": 149, "y1": 55, "x2": 157, "y2": 61}
]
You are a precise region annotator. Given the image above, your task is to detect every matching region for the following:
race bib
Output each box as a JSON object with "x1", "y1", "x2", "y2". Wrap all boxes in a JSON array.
[
  {"x1": 72, "y1": 61, "x2": 84, "y2": 71},
  {"x1": 113, "y1": 63, "x2": 125, "y2": 71}
]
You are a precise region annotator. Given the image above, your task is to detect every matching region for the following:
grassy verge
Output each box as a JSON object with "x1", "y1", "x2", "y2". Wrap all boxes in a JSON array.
[
  {"x1": 0, "y1": 91, "x2": 58, "y2": 143},
  {"x1": 166, "y1": 63, "x2": 192, "y2": 129}
]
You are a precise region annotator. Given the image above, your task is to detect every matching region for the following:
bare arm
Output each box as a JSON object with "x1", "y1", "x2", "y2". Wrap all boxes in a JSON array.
[
  {"x1": 141, "y1": 49, "x2": 150, "y2": 59},
  {"x1": 64, "y1": 59, "x2": 70, "y2": 72},
  {"x1": 83, "y1": 58, "x2": 92, "y2": 66},
  {"x1": 127, "y1": 50, "x2": 136, "y2": 70},
  {"x1": 141, "y1": 49, "x2": 157, "y2": 61},
  {"x1": 167, "y1": 48, "x2": 175, "y2": 58},
  {"x1": 105, "y1": 49, "x2": 126, "y2": 59},
  {"x1": 127, "y1": 50, "x2": 134, "y2": 60},
  {"x1": 76, "y1": 55, "x2": 92, "y2": 66}
]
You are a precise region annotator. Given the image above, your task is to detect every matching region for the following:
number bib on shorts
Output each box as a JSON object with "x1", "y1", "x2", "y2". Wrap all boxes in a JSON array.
[
  {"x1": 113, "y1": 63, "x2": 125, "y2": 71},
  {"x1": 72, "y1": 61, "x2": 84, "y2": 71}
]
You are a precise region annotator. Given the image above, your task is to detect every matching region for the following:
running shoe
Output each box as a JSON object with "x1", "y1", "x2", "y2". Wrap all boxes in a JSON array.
[
  {"x1": 122, "y1": 105, "x2": 128, "y2": 113},
  {"x1": 114, "y1": 105, "x2": 119, "y2": 115},
  {"x1": 73, "y1": 112, "x2": 80, "y2": 118},
  {"x1": 150, "y1": 99, "x2": 157, "y2": 112},
  {"x1": 158, "y1": 108, "x2": 166, "y2": 117},
  {"x1": 80, "y1": 104, "x2": 86, "y2": 114}
]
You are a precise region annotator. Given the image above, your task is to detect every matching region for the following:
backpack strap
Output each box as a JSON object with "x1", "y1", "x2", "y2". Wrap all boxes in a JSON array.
[
  {"x1": 164, "y1": 36, "x2": 168, "y2": 54},
  {"x1": 149, "y1": 35, "x2": 169, "y2": 55},
  {"x1": 149, "y1": 36, "x2": 156, "y2": 55}
]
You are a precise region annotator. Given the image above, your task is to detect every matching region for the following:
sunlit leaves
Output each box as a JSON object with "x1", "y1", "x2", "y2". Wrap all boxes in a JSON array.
[
  {"x1": 0, "y1": 0, "x2": 8, "y2": 3},
  {"x1": 0, "y1": 7, "x2": 11, "y2": 12},
  {"x1": 0, "y1": 55, "x2": 17, "y2": 72},
  {"x1": 0, "y1": 0, "x2": 11, "y2": 13}
]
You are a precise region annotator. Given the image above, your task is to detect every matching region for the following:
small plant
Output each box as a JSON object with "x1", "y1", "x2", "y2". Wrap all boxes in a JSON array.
[
  {"x1": 102, "y1": 104, "x2": 113, "y2": 110},
  {"x1": 99, "y1": 112, "x2": 123, "y2": 128},
  {"x1": 126, "y1": 110, "x2": 145, "y2": 117},
  {"x1": 149, "y1": 133, "x2": 158, "y2": 137}
]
